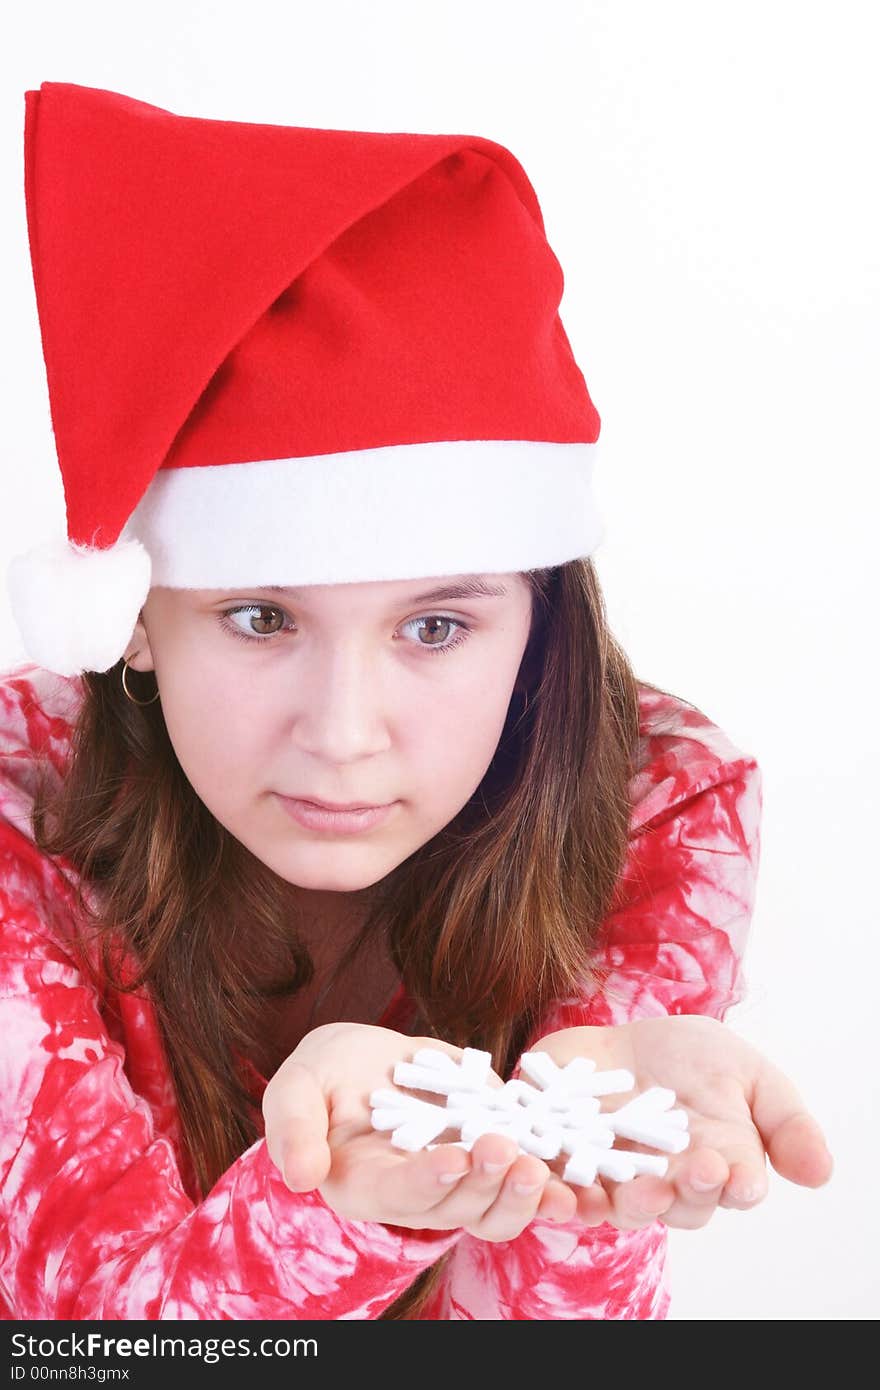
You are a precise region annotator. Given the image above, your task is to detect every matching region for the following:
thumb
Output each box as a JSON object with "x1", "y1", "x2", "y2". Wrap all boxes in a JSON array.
[
  {"x1": 749, "y1": 1054, "x2": 834, "y2": 1189},
  {"x1": 263, "y1": 1059, "x2": 332, "y2": 1192}
]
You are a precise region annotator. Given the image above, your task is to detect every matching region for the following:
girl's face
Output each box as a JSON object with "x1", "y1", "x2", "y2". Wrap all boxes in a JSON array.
[{"x1": 125, "y1": 573, "x2": 533, "y2": 902}]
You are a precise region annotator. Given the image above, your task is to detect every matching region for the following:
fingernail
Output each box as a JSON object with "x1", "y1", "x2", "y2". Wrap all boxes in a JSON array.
[
  {"x1": 482, "y1": 1161, "x2": 508, "y2": 1174},
  {"x1": 690, "y1": 1176, "x2": 721, "y2": 1192},
  {"x1": 438, "y1": 1170, "x2": 466, "y2": 1185},
  {"x1": 513, "y1": 1181, "x2": 541, "y2": 1196},
  {"x1": 739, "y1": 1183, "x2": 765, "y2": 1203}
]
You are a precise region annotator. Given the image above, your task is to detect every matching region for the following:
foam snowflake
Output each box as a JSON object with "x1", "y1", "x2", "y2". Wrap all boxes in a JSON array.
[{"x1": 369, "y1": 1046, "x2": 690, "y2": 1186}]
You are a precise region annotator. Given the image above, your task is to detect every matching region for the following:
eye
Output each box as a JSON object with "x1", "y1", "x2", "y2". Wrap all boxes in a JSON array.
[
  {"x1": 219, "y1": 604, "x2": 293, "y2": 643},
  {"x1": 218, "y1": 605, "x2": 472, "y2": 655},
  {"x1": 399, "y1": 615, "x2": 471, "y2": 655}
]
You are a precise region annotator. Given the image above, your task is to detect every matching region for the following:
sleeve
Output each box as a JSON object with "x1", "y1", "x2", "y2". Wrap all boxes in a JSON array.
[
  {"x1": 0, "y1": 820, "x2": 461, "y2": 1321},
  {"x1": 416, "y1": 748, "x2": 763, "y2": 1319}
]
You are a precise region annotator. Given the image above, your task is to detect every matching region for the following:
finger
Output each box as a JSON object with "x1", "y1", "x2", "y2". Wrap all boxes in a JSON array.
[
  {"x1": 320, "y1": 1138, "x2": 471, "y2": 1227},
  {"x1": 650, "y1": 1147, "x2": 730, "y2": 1229},
  {"x1": 367, "y1": 1133, "x2": 521, "y2": 1226},
  {"x1": 361, "y1": 1142, "x2": 473, "y2": 1223},
  {"x1": 536, "y1": 1177, "x2": 579, "y2": 1225},
  {"x1": 382, "y1": 1134, "x2": 515, "y2": 1221},
  {"x1": 462, "y1": 1147, "x2": 556, "y2": 1242},
  {"x1": 605, "y1": 1173, "x2": 677, "y2": 1231},
  {"x1": 432, "y1": 1132, "x2": 522, "y2": 1207},
  {"x1": 262, "y1": 1061, "x2": 331, "y2": 1191},
  {"x1": 717, "y1": 1156, "x2": 769, "y2": 1210},
  {"x1": 749, "y1": 1060, "x2": 834, "y2": 1188},
  {"x1": 573, "y1": 1180, "x2": 615, "y2": 1227},
  {"x1": 677, "y1": 1146, "x2": 730, "y2": 1197},
  {"x1": 430, "y1": 1134, "x2": 541, "y2": 1232}
]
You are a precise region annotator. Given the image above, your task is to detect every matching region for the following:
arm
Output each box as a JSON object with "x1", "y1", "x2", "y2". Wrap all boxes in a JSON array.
[
  {"x1": 418, "y1": 747, "x2": 763, "y2": 1319},
  {"x1": 0, "y1": 821, "x2": 460, "y2": 1320}
]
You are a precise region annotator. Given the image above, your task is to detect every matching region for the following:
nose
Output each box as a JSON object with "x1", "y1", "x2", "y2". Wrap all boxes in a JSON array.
[{"x1": 292, "y1": 643, "x2": 391, "y2": 763}]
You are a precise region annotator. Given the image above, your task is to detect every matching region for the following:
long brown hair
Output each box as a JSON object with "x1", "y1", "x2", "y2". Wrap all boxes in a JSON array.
[{"x1": 29, "y1": 557, "x2": 665, "y2": 1319}]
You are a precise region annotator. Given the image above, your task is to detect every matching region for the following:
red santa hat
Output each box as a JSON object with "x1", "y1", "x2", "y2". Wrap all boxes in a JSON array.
[{"x1": 6, "y1": 81, "x2": 604, "y2": 678}]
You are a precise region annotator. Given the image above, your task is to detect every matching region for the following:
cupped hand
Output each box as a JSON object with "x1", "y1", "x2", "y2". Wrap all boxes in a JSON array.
[
  {"x1": 262, "y1": 1022, "x2": 579, "y2": 1241},
  {"x1": 523, "y1": 1017, "x2": 834, "y2": 1232}
]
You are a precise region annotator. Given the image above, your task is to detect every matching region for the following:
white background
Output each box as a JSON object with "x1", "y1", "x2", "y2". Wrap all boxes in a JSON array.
[{"x1": 2, "y1": 1, "x2": 877, "y2": 1319}]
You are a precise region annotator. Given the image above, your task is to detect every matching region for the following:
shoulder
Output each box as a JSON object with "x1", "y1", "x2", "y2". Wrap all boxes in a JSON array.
[
  {"x1": 631, "y1": 682, "x2": 763, "y2": 838},
  {"x1": 0, "y1": 662, "x2": 87, "y2": 951},
  {"x1": 544, "y1": 686, "x2": 766, "y2": 1028},
  {"x1": 0, "y1": 660, "x2": 84, "y2": 845}
]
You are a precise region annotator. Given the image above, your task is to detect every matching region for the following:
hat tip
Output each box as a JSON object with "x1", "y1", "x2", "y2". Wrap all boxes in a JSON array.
[{"x1": 5, "y1": 533, "x2": 152, "y2": 677}]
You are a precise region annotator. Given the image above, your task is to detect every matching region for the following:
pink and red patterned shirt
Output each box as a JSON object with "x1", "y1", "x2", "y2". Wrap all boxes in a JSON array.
[{"x1": 0, "y1": 661, "x2": 762, "y2": 1319}]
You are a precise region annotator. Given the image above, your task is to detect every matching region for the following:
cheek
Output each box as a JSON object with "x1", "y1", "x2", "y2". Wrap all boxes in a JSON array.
[
  {"x1": 404, "y1": 681, "x2": 512, "y2": 794},
  {"x1": 159, "y1": 677, "x2": 261, "y2": 803}
]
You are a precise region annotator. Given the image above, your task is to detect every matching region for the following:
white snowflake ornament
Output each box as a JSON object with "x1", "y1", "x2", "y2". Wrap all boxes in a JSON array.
[{"x1": 369, "y1": 1046, "x2": 690, "y2": 1187}]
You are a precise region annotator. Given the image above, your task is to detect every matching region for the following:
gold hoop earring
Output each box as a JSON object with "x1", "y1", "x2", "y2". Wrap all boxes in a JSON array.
[{"x1": 121, "y1": 655, "x2": 160, "y2": 706}]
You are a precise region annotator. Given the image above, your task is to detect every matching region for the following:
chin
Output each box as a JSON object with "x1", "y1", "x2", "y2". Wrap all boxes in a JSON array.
[{"x1": 283, "y1": 860, "x2": 394, "y2": 894}]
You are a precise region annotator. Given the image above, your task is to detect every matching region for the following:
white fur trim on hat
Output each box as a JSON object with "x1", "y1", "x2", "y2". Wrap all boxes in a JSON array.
[
  {"x1": 5, "y1": 530, "x2": 152, "y2": 678},
  {"x1": 126, "y1": 439, "x2": 604, "y2": 588}
]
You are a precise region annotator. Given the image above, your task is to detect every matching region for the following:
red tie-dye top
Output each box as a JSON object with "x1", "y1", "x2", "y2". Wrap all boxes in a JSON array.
[{"x1": 0, "y1": 660, "x2": 762, "y2": 1320}]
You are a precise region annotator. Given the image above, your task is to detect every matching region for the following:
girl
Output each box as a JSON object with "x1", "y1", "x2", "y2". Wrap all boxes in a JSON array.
[{"x1": 0, "y1": 81, "x2": 831, "y2": 1321}]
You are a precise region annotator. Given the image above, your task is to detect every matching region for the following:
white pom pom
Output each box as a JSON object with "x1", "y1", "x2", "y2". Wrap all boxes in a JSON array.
[{"x1": 5, "y1": 531, "x2": 152, "y2": 677}]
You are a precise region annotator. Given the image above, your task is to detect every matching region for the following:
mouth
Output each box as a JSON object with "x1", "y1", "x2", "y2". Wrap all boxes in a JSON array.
[
  {"x1": 286, "y1": 796, "x2": 390, "y2": 812},
  {"x1": 275, "y1": 794, "x2": 398, "y2": 835}
]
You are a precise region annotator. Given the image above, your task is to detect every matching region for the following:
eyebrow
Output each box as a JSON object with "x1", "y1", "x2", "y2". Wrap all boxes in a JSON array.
[{"x1": 255, "y1": 577, "x2": 509, "y2": 604}]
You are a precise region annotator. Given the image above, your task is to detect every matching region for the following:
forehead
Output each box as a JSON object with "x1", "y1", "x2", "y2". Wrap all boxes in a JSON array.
[
  {"x1": 187, "y1": 574, "x2": 527, "y2": 605},
  {"x1": 258, "y1": 576, "x2": 514, "y2": 603}
]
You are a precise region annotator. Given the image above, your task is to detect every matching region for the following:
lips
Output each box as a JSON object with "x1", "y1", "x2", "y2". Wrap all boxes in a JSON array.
[
  {"x1": 296, "y1": 797, "x2": 387, "y2": 811},
  {"x1": 276, "y1": 794, "x2": 397, "y2": 835}
]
